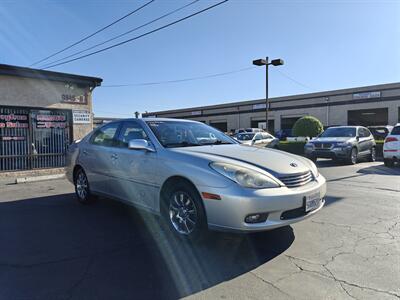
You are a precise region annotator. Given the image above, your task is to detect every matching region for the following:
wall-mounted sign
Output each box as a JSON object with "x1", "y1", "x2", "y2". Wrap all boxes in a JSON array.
[
  {"x1": 253, "y1": 103, "x2": 267, "y2": 110},
  {"x1": 353, "y1": 91, "x2": 381, "y2": 99},
  {"x1": 191, "y1": 111, "x2": 202, "y2": 116},
  {"x1": 73, "y1": 110, "x2": 91, "y2": 124},
  {"x1": 0, "y1": 113, "x2": 29, "y2": 129},
  {"x1": 61, "y1": 93, "x2": 87, "y2": 104},
  {"x1": 36, "y1": 114, "x2": 67, "y2": 129}
]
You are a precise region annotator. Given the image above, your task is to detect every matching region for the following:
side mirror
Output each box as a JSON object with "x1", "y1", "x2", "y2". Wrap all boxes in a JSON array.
[
  {"x1": 356, "y1": 136, "x2": 360, "y2": 141},
  {"x1": 128, "y1": 139, "x2": 155, "y2": 152}
]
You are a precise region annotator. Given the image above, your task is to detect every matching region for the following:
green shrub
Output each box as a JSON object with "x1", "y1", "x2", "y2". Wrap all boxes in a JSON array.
[
  {"x1": 292, "y1": 116, "x2": 324, "y2": 137},
  {"x1": 277, "y1": 141, "x2": 306, "y2": 155}
]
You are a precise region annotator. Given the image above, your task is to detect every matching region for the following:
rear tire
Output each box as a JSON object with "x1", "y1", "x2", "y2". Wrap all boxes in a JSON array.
[
  {"x1": 161, "y1": 181, "x2": 207, "y2": 242},
  {"x1": 74, "y1": 168, "x2": 96, "y2": 204},
  {"x1": 347, "y1": 147, "x2": 358, "y2": 165},
  {"x1": 369, "y1": 147, "x2": 376, "y2": 162}
]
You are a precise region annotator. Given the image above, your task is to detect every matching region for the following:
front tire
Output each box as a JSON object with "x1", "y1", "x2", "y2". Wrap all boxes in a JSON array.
[
  {"x1": 74, "y1": 168, "x2": 96, "y2": 204},
  {"x1": 161, "y1": 182, "x2": 207, "y2": 242},
  {"x1": 348, "y1": 147, "x2": 358, "y2": 165}
]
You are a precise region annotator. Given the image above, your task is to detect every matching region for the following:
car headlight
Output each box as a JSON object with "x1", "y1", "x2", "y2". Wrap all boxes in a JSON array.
[
  {"x1": 209, "y1": 162, "x2": 280, "y2": 189},
  {"x1": 309, "y1": 161, "x2": 319, "y2": 178},
  {"x1": 305, "y1": 143, "x2": 314, "y2": 149},
  {"x1": 335, "y1": 142, "x2": 351, "y2": 148}
]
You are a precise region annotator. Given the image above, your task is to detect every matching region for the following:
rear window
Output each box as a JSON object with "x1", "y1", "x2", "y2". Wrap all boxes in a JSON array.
[{"x1": 391, "y1": 126, "x2": 400, "y2": 135}]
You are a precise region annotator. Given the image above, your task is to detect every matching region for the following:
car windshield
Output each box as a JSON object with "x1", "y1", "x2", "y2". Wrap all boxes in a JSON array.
[
  {"x1": 146, "y1": 120, "x2": 235, "y2": 148},
  {"x1": 391, "y1": 126, "x2": 400, "y2": 135},
  {"x1": 237, "y1": 133, "x2": 255, "y2": 141},
  {"x1": 320, "y1": 127, "x2": 356, "y2": 137}
]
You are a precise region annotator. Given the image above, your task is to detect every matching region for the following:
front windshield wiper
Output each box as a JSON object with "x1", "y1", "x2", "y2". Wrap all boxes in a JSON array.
[
  {"x1": 200, "y1": 140, "x2": 232, "y2": 146},
  {"x1": 164, "y1": 141, "x2": 200, "y2": 148}
]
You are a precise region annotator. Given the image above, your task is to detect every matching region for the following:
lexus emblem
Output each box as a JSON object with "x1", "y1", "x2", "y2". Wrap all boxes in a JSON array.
[{"x1": 290, "y1": 162, "x2": 298, "y2": 167}]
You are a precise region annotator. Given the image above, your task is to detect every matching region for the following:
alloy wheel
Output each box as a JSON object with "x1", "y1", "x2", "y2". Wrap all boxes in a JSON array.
[
  {"x1": 169, "y1": 191, "x2": 198, "y2": 235},
  {"x1": 76, "y1": 171, "x2": 88, "y2": 200}
]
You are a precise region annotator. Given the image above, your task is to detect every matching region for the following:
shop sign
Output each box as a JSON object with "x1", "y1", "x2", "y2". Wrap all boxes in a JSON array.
[
  {"x1": 353, "y1": 91, "x2": 381, "y2": 99},
  {"x1": 191, "y1": 111, "x2": 202, "y2": 116},
  {"x1": 73, "y1": 110, "x2": 91, "y2": 124},
  {"x1": 253, "y1": 103, "x2": 267, "y2": 110},
  {"x1": 36, "y1": 114, "x2": 67, "y2": 129},
  {"x1": 61, "y1": 93, "x2": 87, "y2": 104},
  {"x1": 0, "y1": 113, "x2": 29, "y2": 129}
]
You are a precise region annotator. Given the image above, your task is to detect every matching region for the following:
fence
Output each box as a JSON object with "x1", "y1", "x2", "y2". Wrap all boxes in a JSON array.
[{"x1": 0, "y1": 106, "x2": 71, "y2": 172}]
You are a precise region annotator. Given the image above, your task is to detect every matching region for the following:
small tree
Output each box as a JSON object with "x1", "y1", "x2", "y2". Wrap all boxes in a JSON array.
[{"x1": 292, "y1": 116, "x2": 323, "y2": 137}]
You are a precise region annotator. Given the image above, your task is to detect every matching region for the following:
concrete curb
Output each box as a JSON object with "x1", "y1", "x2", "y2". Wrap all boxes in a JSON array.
[{"x1": 15, "y1": 174, "x2": 66, "y2": 184}]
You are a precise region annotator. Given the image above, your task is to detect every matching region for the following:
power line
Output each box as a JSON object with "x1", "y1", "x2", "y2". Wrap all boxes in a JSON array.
[
  {"x1": 30, "y1": 0, "x2": 155, "y2": 67},
  {"x1": 276, "y1": 69, "x2": 314, "y2": 91},
  {"x1": 42, "y1": 0, "x2": 230, "y2": 70},
  {"x1": 101, "y1": 66, "x2": 255, "y2": 87},
  {"x1": 40, "y1": 0, "x2": 201, "y2": 69}
]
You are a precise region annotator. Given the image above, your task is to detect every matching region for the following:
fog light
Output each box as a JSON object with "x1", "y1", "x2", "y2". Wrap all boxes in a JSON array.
[{"x1": 245, "y1": 213, "x2": 269, "y2": 224}]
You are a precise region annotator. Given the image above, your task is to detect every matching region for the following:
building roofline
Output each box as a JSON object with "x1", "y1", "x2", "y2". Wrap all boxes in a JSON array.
[
  {"x1": 143, "y1": 82, "x2": 400, "y2": 116},
  {"x1": 0, "y1": 64, "x2": 103, "y2": 87}
]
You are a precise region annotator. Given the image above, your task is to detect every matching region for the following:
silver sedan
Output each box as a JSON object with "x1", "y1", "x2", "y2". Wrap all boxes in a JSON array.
[{"x1": 67, "y1": 118, "x2": 326, "y2": 240}]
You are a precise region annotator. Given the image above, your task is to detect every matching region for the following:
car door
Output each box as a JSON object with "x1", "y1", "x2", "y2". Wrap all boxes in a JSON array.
[
  {"x1": 112, "y1": 121, "x2": 158, "y2": 211},
  {"x1": 252, "y1": 133, "x2": 263, "y2": 147},
  {"x1": 358, "y1": 127, "x2": 371, "y2": 155},
  {"x1": 260, "y1": 132, "x2": 274, "y2": 147},
  {"x1": 80, "y1": 122, "x2": 121, "y2": 196}
]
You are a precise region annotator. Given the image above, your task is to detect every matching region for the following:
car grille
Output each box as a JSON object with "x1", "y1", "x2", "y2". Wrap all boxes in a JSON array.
[
  {"x1": 314, "y1": 142, "x2": 332, "y2": 149},
  {"x1": 279, "y1": 171, "x2": 314, "y2": 188}
]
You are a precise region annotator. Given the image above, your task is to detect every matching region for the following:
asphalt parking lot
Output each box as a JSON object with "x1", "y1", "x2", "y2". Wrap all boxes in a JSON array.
[{"x1": 0, "y1": 160, "x2": 399, "y2": 300}]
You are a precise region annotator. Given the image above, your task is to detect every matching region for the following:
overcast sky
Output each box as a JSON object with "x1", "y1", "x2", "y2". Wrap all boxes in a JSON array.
[{"x1": 1, "y1": 0, "x2": 399, "y2": 117}]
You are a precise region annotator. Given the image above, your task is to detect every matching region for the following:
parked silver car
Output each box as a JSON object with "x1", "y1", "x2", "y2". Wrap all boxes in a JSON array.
[
  {"x1": 235, "y1": 132, "x2": 279, "y2": 148},
  {"x1": 67, "y1": 118, "x2": 326, "y2": 240}
]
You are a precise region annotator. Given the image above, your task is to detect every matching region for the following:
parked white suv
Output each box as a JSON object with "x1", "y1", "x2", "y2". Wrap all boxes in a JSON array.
[{"x1": 383, "y1": 123, "x2": 400, "y2": 167}]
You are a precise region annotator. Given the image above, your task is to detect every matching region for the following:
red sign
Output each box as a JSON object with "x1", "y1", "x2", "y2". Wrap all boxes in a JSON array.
[
  {"x1": 0, "y1": 114, "x2": 29, "y2": 129},
  {"x1": 36, "y1": 114, "x2": 67, "y2": 129}
]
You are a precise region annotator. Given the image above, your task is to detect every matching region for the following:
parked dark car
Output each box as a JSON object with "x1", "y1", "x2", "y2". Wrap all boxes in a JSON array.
[
  {"x1": 304, "y1": 126, "x2": 376, "y2": 164},
  {"x1": 275, "y1": 129, "x2": 293, "y2": 141},
  {"x1": 367, "y1": 125, "x2": 393, "y2": 141}
]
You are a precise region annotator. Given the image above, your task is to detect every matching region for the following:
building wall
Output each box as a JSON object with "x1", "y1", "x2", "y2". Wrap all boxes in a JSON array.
[
  {"x1": 144, "y1": 83, "x2": 400, "y2": 131},
  {"x1": 0, "y1": 75, "x2": 94, "y2": 140}
]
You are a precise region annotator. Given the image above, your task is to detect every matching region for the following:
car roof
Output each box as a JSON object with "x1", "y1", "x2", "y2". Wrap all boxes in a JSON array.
[
  {"x1": 326, "y1": 126, "x2": 360, "y2": 129},
  {"x1": 109, "y1": 117, "x2": 200, "y2": 123}
]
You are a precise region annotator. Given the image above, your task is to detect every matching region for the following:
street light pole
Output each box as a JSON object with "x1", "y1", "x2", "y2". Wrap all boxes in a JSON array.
[
  {"x1": 265, "y1": 57, "x2": 269, "y2": 132},
  {"x1": 253, "y1": 57, "x2": 284, "y2": 133}
]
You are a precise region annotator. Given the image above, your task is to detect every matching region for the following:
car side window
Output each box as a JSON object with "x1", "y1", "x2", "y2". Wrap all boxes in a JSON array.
[
  {"x1": 117, "y1": 122, "x2": 149, "y2": 148},
  {"x1": 90, "y1": 123, "x2": 119, "y2": 147},
  {"x1": 359, "y1": 128, "x2": 370, "y2": 138},
  {"x1": 262, "y1": 133, "x2": 272, "y2": 139},
  {"x1": 254, "y1": 133, "x2": 262, "y2": 140}
]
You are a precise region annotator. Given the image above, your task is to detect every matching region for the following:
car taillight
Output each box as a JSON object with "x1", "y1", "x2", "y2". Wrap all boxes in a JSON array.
[{"x1": 385, "y1": 137, "x2": 398, "y2": 143}]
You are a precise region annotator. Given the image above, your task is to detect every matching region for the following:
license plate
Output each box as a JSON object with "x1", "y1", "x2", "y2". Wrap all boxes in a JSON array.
[{"x1": 305, "y1": 192, "x2": 321, "y2": 212}]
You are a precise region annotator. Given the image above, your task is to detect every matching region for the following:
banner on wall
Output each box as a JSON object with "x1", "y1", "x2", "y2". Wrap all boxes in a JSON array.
[
  {"x1": 36, "y1": 114, "x2": 67, "y2": 129},
  {"x1": 0, "y1": 113, "x2": 29, "y2": 129}
]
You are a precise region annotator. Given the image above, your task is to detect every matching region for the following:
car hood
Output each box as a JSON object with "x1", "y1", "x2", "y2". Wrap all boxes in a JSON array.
[
  {"x1": 311, "y1": 137, "x2": 354, "y2": 143},
  {"x1": 171, "y1": 144, "x2": 312, "y2": 176}
]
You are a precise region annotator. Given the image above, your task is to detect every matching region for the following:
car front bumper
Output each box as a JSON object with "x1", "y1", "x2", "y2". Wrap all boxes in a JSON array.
[
  {"x1": 200, "y1": 174, "x2": 327, "y2": 233},
  {"x1": 305, "y1": 147, "x2": 352, "y2": 159}
]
